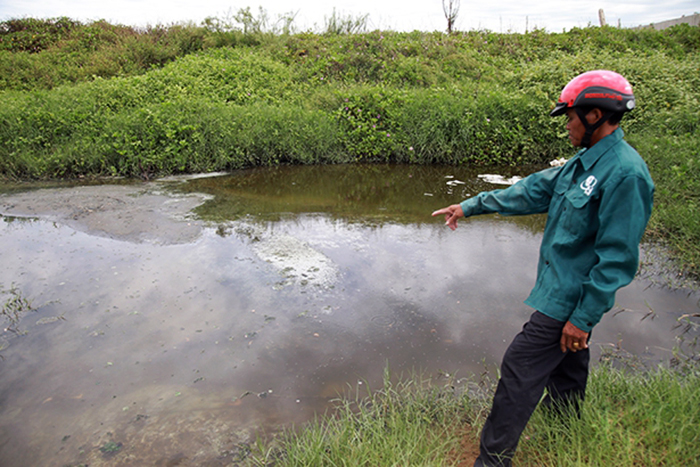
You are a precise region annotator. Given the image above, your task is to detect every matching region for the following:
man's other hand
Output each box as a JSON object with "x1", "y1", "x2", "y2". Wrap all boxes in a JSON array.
[{"x1": 560, "y1": 321, "x2": 589, "y2": 353}]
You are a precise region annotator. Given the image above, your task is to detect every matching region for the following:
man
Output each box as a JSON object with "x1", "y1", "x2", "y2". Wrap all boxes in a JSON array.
[{"x1": 432, "y1": 70, "x2": 654, "y2": 467}]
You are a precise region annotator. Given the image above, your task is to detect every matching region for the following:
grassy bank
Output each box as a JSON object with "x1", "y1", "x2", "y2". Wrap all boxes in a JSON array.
[
  {"x1": 241, "y1": 360, "x2": 700, "y2": 466},
  {"x1": 1, "y1": 19, "x2": 697, "y2": 176},
  {"x1": 1, "y1": 18, "x2": 699, "y2": 276}
]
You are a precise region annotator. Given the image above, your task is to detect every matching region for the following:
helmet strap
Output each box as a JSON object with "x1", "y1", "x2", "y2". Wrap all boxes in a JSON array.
[{"x1": 575, "y1": 108, "x2": 613, "y2": 148}]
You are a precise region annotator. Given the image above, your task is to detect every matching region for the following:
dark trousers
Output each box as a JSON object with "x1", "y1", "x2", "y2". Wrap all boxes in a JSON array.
[{"x1": 475, "y1": 311, "x2": 590, "y2": 467}]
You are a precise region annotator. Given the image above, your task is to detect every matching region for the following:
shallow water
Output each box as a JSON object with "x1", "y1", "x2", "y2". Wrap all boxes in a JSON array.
[{"x1": 0, "y1": 164, "x2": 697, "y2": 466}]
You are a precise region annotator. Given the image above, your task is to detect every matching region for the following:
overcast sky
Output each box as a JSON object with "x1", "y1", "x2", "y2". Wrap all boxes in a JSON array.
[{"x1": 1, "y1": 0, "x2": 697, "y2": 33}]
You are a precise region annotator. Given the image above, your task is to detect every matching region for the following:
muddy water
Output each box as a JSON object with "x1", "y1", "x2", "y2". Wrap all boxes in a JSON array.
[{"x1": 0, "y1": 164, "x2": 697, "y2": 466}]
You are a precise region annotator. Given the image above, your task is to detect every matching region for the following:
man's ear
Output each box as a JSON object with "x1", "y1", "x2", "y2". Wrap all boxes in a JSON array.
[{"x1": 585, "y1": 108, "x2": 604, "y2": 125}]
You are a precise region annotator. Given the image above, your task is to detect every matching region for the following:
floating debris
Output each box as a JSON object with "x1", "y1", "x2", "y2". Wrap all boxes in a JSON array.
[
  {"x1": 550, "y1": 157, "x2": 568, "y2": 167},
  {"x1": 370, "y1": 315, "x2": 397, "y2": 327},
  {"x1": 477, "y1": 174, "x2": 523, "y2": 186},
  {"x1": 36, "y1": 316, "x2": 66, "y2": 325}
]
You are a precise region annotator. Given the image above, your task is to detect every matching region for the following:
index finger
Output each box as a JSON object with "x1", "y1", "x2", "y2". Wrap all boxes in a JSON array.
[{"x1": 431, "y1": 207, "x2": 450, "y2": 217}]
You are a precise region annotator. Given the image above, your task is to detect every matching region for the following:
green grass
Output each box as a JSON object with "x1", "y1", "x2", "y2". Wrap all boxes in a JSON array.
[
  {"x1": 519, "y1": 364, "x2": 700, "y2": 466},
  {"x1": 633, "y1": 135, "x2": 700, "y2": 275},
  {"x1": 1, "y1": 22, "x2": 697, "y2": 177},
  {"x1": 243, "y1": 361, "x2": 700, "y2": 466},
  {"x1": 247, "y1": 367, "x2": 488, "y2": 466}
]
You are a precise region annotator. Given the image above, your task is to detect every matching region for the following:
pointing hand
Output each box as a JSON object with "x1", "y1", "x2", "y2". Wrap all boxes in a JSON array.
[{"x1": 431, "y1": 204, "x2": 464, "y2": 231}]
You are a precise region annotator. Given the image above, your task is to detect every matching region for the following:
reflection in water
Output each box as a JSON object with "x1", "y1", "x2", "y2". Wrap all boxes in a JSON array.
[
  {"x1": 0, "y1": 164, "x2": 697, "y2": 466},
  {"x1": 175, "y1": 163, "x2": 547, "y2": 231}
]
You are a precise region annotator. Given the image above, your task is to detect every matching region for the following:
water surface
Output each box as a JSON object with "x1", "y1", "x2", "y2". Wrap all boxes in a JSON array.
[{"x1": 0, "y1": 164, "x2": 697, "y2": 466}]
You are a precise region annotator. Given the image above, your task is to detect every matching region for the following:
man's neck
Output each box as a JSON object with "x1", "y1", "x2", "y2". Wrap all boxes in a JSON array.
[{"x1": 589, "y1": 124, "x2": 619, "y2": 147}]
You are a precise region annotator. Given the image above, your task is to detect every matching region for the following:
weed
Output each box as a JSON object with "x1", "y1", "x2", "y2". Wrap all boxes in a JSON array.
[
  {"x1": 99, "y1": 441, "x2": 123, "y2": 456},
  {"x1": 247, "y1": 366, "x2": 489, "y2": 466},
  {"x1": 242, "y1": 357, "x2": 700, "y2": 466},
  {"x1": 0, "y1": 283, "x2": 35, "y2": 334}
]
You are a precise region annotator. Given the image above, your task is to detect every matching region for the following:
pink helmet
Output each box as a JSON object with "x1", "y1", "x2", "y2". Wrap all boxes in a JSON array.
[{"x1": 550, "y1": 70, "x2": 635, "y2": 117}]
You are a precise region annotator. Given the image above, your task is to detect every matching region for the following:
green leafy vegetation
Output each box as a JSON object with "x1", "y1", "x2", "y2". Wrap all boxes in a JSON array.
[
  {"x1": 0, "y1": 17, "x2": 699, "y2": 276},
  {"x1": 248, "y1": 367, "x2": 483, "y2": 466},
  {"x1": 243, "y1": 359, "x2": 700, "y2": 466},
  {"x1": 519, "y1": 362, "x2": 700, "y2": 466}
]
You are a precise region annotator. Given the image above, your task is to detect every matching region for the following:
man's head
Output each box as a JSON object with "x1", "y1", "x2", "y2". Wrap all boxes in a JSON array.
[
  {"x1": 551, "y1": 70, "x2": 635, "y2": 148},
  {"x1": 564, "y1": 108, "x2": 617, "y2": 148}
]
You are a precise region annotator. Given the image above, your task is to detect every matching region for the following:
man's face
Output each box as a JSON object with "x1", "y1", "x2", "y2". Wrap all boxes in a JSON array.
[{"x1": 565, "y1": 108, "x2": 586, "y2": 147}]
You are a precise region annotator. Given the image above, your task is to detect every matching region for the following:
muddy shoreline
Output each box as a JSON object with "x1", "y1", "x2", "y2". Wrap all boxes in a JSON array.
[{"x1": 0, "y1": 181, "x2": 211, "y2": 244}]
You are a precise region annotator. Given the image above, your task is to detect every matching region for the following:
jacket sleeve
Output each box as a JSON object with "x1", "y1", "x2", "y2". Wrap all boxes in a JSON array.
[
  {"x1": 569, "y1": 174, "x2": 655, "y2": 332},
  {"x1": 460, "y1": 167, "x2": 561, "y2": 217}
]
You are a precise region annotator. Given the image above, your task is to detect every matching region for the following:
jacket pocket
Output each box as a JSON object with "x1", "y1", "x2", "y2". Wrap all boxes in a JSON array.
[
  {"x1": 557, "y1": 186, "x2": 595, "y2": 238},
  {"x1": 564, "y1": 188, "x2": 592, "y2": 209}
]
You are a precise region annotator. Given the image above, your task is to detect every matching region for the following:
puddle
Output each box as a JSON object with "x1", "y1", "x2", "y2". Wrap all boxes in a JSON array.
[{"x1": 0, "y1": 164, "x2": 697, "y2": 466}]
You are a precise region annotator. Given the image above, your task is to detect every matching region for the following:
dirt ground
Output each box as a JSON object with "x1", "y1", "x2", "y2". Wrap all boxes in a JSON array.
[{"x1": 449, "y1": 428, "x2": 481, "y2": 466}]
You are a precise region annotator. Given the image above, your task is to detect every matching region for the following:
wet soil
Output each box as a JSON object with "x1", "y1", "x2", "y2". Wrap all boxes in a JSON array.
[{"x1": 0, "y1": 181, "x2": 210, "y2": 244}]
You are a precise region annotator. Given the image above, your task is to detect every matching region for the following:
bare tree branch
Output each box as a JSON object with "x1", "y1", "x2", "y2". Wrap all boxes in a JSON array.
[{"x1": 442, "y1": 0, "x2": 461, "y2": 34}]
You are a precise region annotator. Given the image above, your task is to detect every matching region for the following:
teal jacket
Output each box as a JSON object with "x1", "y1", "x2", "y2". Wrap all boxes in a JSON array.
[{"x1": 460, "y1": 129, "x2": 654, "y2": 332}]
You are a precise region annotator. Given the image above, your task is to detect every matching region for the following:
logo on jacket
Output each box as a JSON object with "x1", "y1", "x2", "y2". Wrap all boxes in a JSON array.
[{"x1": 580, "y1": 175, "x2": 598, "y2": 196}]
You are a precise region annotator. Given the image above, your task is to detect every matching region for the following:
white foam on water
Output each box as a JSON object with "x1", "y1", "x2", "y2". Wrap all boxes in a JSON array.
[
  {"x1": 236, "y1": 223, "x2": 339, "y2": 288},
  {"x1": 477, "y1": 174, "x2": 523, "y2": 185}
]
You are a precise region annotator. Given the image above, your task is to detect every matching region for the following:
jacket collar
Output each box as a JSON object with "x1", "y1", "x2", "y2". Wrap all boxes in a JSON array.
[{"x1": 575, "y1": 128, "x2": 624, "y2": 171}]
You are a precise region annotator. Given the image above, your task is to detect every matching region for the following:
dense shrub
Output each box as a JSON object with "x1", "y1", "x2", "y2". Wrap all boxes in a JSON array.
[{"x1": 1, "y1": 24, "x2": 698, "y2": 175}]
